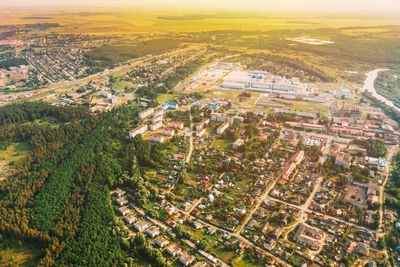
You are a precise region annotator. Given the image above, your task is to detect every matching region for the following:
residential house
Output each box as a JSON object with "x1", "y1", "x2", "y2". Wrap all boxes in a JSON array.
[
  {"x1": 232, "y1": 138, "x2": 244, "y2": 150},
  {"x1": 118, "y1": 206, "x2": 130, "y2": 216},
  {"x1": 179, "y1": 253, "x2": 195, "y2": 266},
  {"x1": 152, "y1": 236, "x2": 169, "y2": 248},
  {"x1": 146, "y1": 226, "x2": 160, "y2": 238},
  {"x1": 166, "y1": 244, "x2": 181, "y2": 257},
  {"x1": 114, "y1": 188, "x2": 125, "y2": 197},
  {"x1": 134, "y1": 220, "x2": 151, "y2": 232},
  {"x1": 124, "y1": 214, "x2": 136, "y2": 225},
  {"x1": 116, "y1": 197, "x2": 128, "y2": 206},
  {"x1": 355, "y1": 242, "x2": 370, "y2": 256}
]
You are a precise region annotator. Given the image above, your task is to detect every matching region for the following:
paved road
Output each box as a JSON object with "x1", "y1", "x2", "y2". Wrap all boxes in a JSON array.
[{"x1": 378, "y1": 146, "x2": 398, "y2": 231}]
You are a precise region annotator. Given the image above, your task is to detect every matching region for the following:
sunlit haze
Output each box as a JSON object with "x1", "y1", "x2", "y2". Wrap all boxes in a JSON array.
[{"x1": 1, "y1": 0, "x2": 400, "y2": 16}]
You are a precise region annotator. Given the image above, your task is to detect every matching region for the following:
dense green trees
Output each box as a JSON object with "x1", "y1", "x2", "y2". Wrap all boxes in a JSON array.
[
  {"x1": 374, "y1": 69, "x2": 400, "y2": 108},
  {"x1": 353, "y1": 139, "x2": 387, "y2": 158},
  {"x1": 85, "y1": 38, "x2": 183, "y2": 67},
  {"x1": 0, "y1": 101, "x2": 89, "y2": 125},
  {"x1": 0, "y1": 100, "x2": 180, "y2": 266},
  {"x1": 58, "y1": 183, "x2": 122, "y2": 266},
  {"x1": 0, "y1": 58, "x2": 27, "y2": 70},
  {"x1": 29, "y1": 130, "x2": 111, "y2": 231},
  {"x1": 363, "y1": 92, "x2": 400, "y2": 125}
]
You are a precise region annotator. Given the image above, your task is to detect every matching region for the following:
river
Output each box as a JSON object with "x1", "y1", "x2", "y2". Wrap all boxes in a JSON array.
[{"x1": 361, "y1": 68, "x2": 400, "y2": 112}]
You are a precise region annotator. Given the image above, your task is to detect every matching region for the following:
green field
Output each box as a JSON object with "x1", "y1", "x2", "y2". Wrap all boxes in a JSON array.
[
  {"x1": 0, "y1": 234, "x2": 44, "y2": 267},
  {"x1": 210, "y1": 139, "x2": 233, "y2": 151},
  {"x1": 0, "y1": 142, "x2": 31, "y2": 164}
]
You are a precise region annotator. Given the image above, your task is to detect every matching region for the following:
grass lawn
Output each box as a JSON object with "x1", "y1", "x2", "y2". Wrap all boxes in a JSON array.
[
  {"x1": 157, "y1": 93, "x2": 180, "y2": 103},
  {"x1": 231, "y1": 254, "x2": 264, "y2": 267},
  {"x1": 255, "y1": 97, "x2": 328, "y2": 114},
  {"x1": 0, "y1": 234, "x2": 44, "y2": 267},
  {"x1": 210, "y1": 139, "x2": 233, "y2": 151},
  {"x1": 211, "y1": 247, "x2": 236, "y2": 263},
  {"x1": 112, "y1": 80, "x2": 135, "y2": 91},
  {"x1": 0, "y1": 141, "x2": 31, "y2": 164}
]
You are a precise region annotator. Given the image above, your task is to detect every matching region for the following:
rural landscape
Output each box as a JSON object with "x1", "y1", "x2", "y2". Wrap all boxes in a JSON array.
[{"x1": 1, "y1": 1, "x2": 400, "y2": 266}]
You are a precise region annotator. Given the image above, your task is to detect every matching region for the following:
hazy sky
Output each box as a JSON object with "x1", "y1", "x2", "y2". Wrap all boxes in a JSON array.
[{"x1": 1, "y1": 0, "x2": 399, "y2": 16}]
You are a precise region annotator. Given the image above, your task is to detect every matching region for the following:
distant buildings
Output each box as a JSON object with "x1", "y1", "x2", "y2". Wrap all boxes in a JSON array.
[
  {"x1": 282, "y1": 162, "x2": 296, "y2": 180},
  {"x1": 285, "y1": 121, "x2": 326, "y2": 133},
  {"x1": 129, "y1": 125, "x2": 148, "y2": 138},
  {"x1": 170, "y1": 121, "x2": 184, "y2": 130},
  {"x1": 335, "y1": 152, "x2": 351, "y2": 169},
  {"x1": 294, "y1": 224, "x2": 324, "y2": 250},
  {"x1": 195, "y1": 118, "x2": 210, "y2": 131},
  {"x1": 162, "y1": 102, "x2": 178, "y2": 111},
  {"x1": 365, "y1": 157, "x2": 386, "y2": 171},
  {"x1": 139, "y1": 108, "x2": 154, "y2": 119},
  {"x1": 216, "y1": 68, "x2": 303, "y2": 94},
  {"x1": 196, "y1": 129, "x2": 206, "y2": 137},
  {"x1": 329, "y1": 116, "x2": 399, "y2": 144},
  {"x1": 217, "y1": 122, "x2": 230, "y2": 134},
  {"x1": 179, "y1": 253, "x2": 195, "y2": 266},
  {"x1": 293, "y1": 150, "x2": 305, "y2": 165},
  {"x1": 232, "y1": 138, "x2": 244, "y2": 150},
  {"x1": 150, "y1": 134, "x2": 164, "y2": 143},
  {"x1": 161, "y1": 127, "x2": 175, "y2": 137},
  {"x1": 150, "y1": 121, "x2": 163, "y2": 131}
]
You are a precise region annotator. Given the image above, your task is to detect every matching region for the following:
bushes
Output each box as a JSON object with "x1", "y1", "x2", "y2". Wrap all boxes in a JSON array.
[{"x1": 0, "y1": 101, "x2": 88, "y2": 125}]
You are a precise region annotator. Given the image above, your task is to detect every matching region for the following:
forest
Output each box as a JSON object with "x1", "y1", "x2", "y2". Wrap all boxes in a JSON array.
[
  {"x1": 353, "y1": 139, "x2": 387, "y2": 158},
  {"x1": 0, "y1": 57, "x2": 27, "y2": 70},
  {"x1": 374, "y1": 69, "x2": 400, "y2": 108},
  {"x1": 85, "y1": 38, "x2": 184, "y2": 68},
  {"x1": 0, "y1": 101, "x2": 170, "y2": 266}
]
